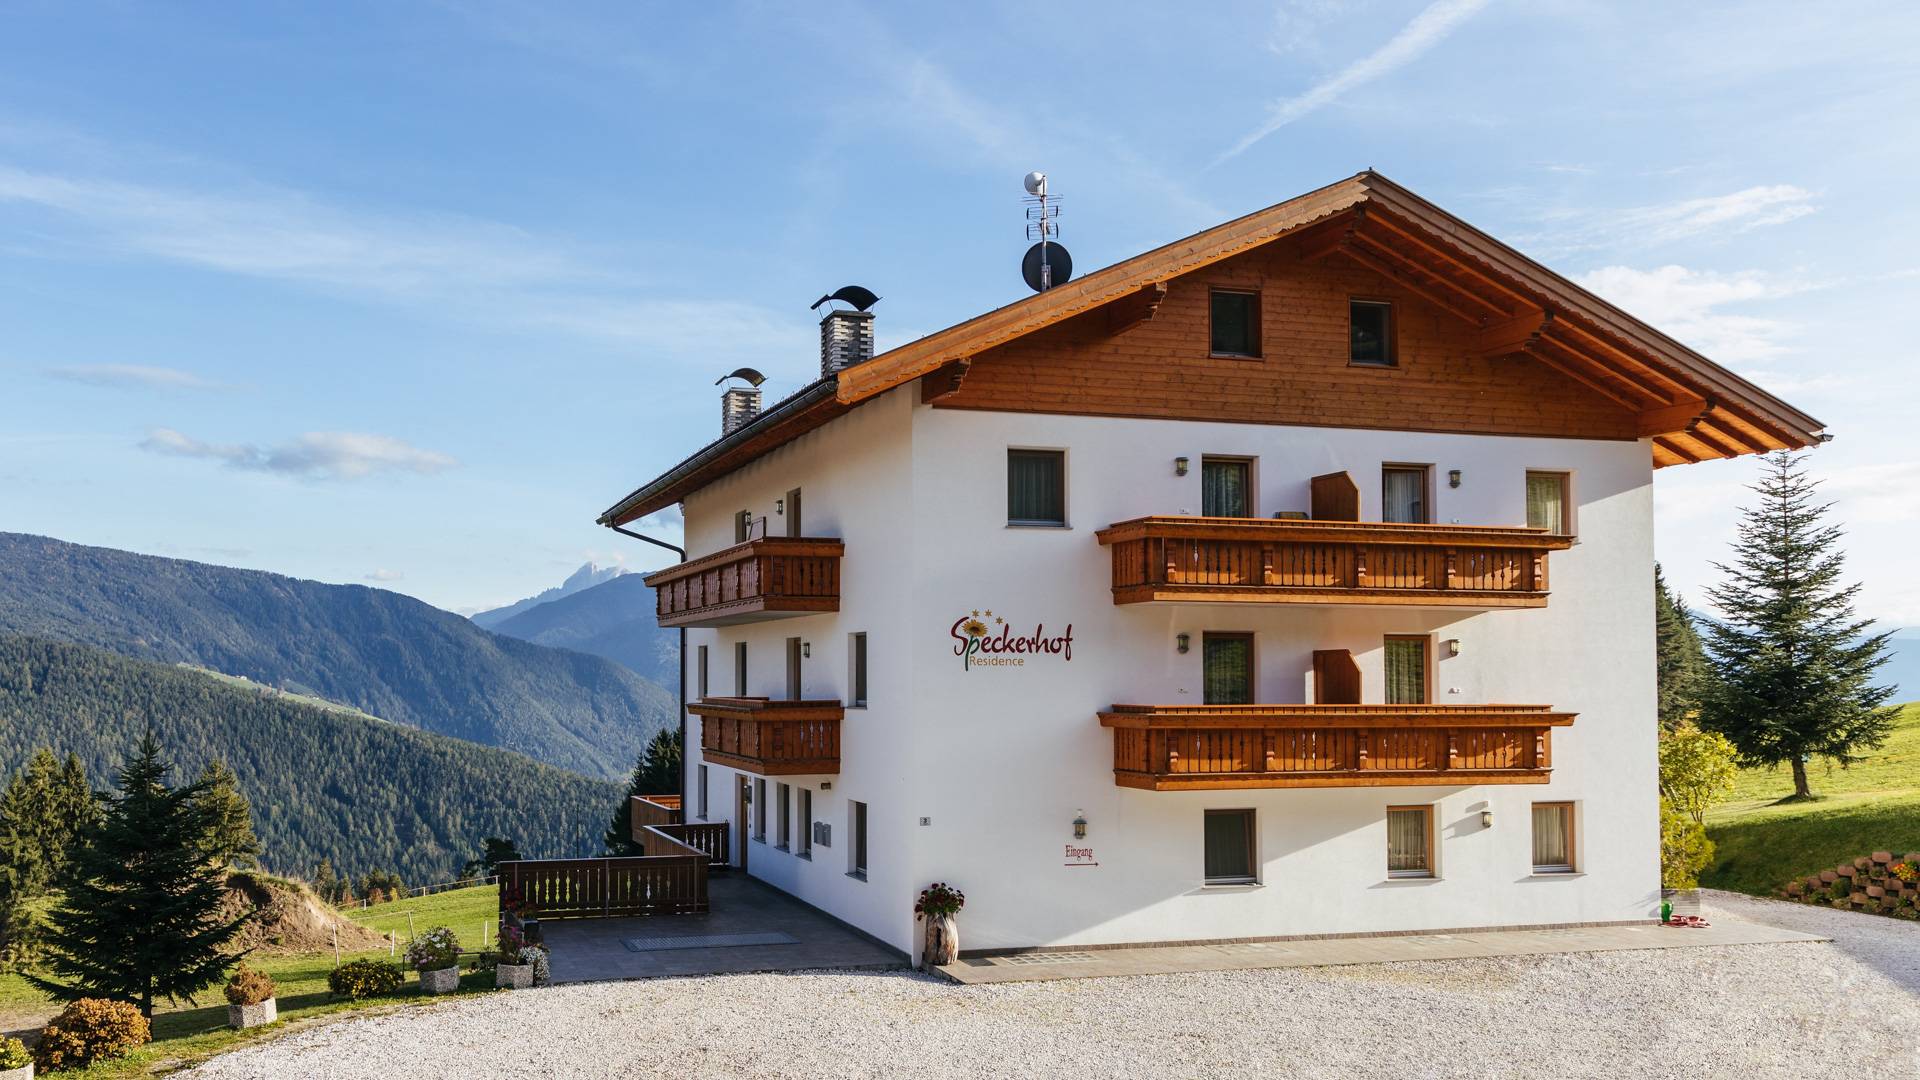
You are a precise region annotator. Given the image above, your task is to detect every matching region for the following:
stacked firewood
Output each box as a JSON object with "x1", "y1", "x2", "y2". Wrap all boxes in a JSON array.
[{"x1": 1779, "y1": 851, "x2": 1920, "y2": 919}]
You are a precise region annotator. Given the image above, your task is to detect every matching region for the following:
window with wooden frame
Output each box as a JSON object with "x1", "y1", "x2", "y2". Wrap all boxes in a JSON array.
[
  {"x1": 734, "y1": 509, "x2": 751, "y2": 543},
  {"x1": 1201, "y1": 456, "x2": 1253, "y2": 517},
  {"x1": 753, "y1": 777, "x2": 767, "y2": 842},
  {"x1": 1386, "y1": 806, "x2": 1434, "y2": 878},
  {"x1": 797, "y1": 788, "x2": 813, "y2": 857},
  {"x1": 1204, "y1": 809, "x2": 1256, "y2": 884},
  {"x1": 1349, "y1": 299, "x2": 1397, "y2": 367},
  {"x1": 785, "y1": 487, "x2": 803, "y2": 537},
  {"x1": 1381, "y1": 464, "x2": 1430, "y2": 523},
  {"x1": 1007, "y1": 448, "x2": 1067, "y2": 526},
  {"x1": 696, "y1": 645, "x2": 709, "y2": 699},
  {"x1": 733, "y1": 641, "x2": 748, "y2": 696},
  {"x1": 849, "y1": 800, "x2": 869, "y2": 879},
  {"x1": 1202, "y1": 632, "x2": 1255, "y2": 705},
  {"x1": 1383, "y1": 635, "x2": 1430, "y2": 705},
  {"x1": 776, "y1": 782, "x2": 791, "y2": 850},
  {"x1": 848, "y1": 632, "x2": 868, "y2": 707},
  {"x1": 1532, "y1": 802, "x2": 1576, "y2": 873},
  {"x1": 785, "y1": 636, "x2": 803, "y2": 699},
  {"x1": 698, "y1": 764, "x2": 709, "y2": 819},
  {"x1": 1209, "y1": 289, "x2": 1261, "y2": 358},
  {"x1": 1525, "y1": 471, "x2": 1573, "y2": 535}
]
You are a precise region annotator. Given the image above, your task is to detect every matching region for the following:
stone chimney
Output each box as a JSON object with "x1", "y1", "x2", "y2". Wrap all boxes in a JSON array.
[
  {"x1": 820, "y1": 308, "x2": 875, "y2": 377},
  {"x1": 721, "y1": 384, "x2": 762, "y2": 436}
]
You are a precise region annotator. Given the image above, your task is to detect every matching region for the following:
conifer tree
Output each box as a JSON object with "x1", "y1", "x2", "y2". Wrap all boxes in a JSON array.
[
  {"x1": 311, "y1": 859, "x2": 338, "y2": 905},
  {"x1": 1655, "y1": 565, "x2": 1708, "y2": 731},
  {"x1": 0, "y1": 750, "x2": 98, "y2": 902},
  {"x1": 28, "y1": 732, "x2": 248, "y2": 1017},
  {"x1": 605, "y1": 728, "x2": 683, "y2": 855},
  {"x1": 192, "y1": 759, "x2": 262, "y2": 869},
  {"x1": 1699, "y1": 452, "x2": 1897, "y2": 799}
]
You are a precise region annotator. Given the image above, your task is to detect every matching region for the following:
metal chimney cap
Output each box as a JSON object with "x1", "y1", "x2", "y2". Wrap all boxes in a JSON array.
[{"x1": 715, "y1": 367, "x2": 767, "y2": 387}]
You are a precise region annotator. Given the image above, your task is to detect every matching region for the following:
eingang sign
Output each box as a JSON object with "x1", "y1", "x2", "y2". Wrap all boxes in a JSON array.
[{"x1": 950, "y1": 609, "x2": 1074, "y2": 671}]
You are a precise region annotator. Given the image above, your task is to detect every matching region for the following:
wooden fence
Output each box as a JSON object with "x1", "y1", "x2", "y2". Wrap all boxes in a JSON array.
[{"x1": 498, "y1": 853, "x2": 707, "y2": 919}]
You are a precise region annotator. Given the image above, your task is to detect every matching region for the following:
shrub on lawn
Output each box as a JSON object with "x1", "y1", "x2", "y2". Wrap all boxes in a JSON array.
[
  {"x1": 0, "y1": 1036, "x2": 30, "y2": 1071},
  {"x1": 33, "y1": 998, "x2": 151, "y2": 1071},
  {"x1": 1660, "y1": 796, "x2": 1713, "y2": 889},
  {"x1": 327, "y1": 958, "x2": 405, "y2": 1000},
  {"x1": 225, "y1": 962, "x2": 276, "y2": 1006},
  {"x1": 404, "y1": 926, "x2": 460, "y2": 971}
]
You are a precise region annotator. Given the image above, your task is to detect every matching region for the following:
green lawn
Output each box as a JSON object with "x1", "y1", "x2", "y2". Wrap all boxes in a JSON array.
[
  {"x1": 1703, "y1": 703, "x2": 1920, "y2": 895},
  {"x1": 0, "y1": 884, "x2": 502, "y2": 1077}
]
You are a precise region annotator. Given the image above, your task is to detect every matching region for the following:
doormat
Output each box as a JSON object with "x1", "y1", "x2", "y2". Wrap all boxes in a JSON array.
[{"x1": 622, "y1": 931, "x2": 800, "y2": 952}]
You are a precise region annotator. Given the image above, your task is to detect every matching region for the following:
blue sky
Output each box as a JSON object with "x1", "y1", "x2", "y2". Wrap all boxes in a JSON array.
[{"x1": 2, "y1": 1, "x2": 1915, "y2": 624}]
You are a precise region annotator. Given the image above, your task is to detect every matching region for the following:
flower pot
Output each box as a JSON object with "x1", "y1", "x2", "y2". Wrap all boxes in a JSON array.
[
  {"x1": 2, "y1": 1063, "x2": 33, "y2": 1080},
  {"x1": 227, "y1": 997, "x2": 277, "y2": 1029},
  {"x1": 496, "y1": 963, "x2": 534, "y2": 990},
  {"x1": 922, "y1": 913, "x2": 959, "y2": 970},
  {"x1": 418, "y1": 965, "x2": 461, "y2": 994}
]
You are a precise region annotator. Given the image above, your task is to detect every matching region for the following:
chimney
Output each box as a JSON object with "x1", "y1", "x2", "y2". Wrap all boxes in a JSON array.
[
  {"x1": 720, "y1": 384, "x2": 762, "y2": 436},
  {"x1": 820, "y1": 308, "x2": 875, "y2": 377}
]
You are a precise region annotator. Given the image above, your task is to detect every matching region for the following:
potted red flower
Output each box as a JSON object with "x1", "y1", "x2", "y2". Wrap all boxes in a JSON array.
[{"x1": 914, "y1": 882, "x2": 966, "y2": 970}]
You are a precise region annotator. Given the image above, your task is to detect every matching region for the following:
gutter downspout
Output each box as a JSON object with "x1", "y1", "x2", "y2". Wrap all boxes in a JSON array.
[{"x1": 607, "y1": 523, "x2": 688, "y2": 825}]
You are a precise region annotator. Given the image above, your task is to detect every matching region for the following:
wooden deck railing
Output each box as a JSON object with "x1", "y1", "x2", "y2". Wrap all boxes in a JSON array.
[
  {"x1": 497, "y1": 854, "x2": 707, "y2": 919},
  {"x1": 1100, "y1": 704, "x2": 1576, "y2": 790},
  {"x1": 690, "y1": 697, "x2": 843, "y2": 775},
  {"x1": 643, "y1": 537, "x2": 844, "y2": 628},
  {"x1": 629, "y1": 794, "x2": 682, "y2": 833},
  {"x1": 1095, "y1": 517, "x2": 1572, "y2": 608},
  {"x1": 643, "y1": 821, "x2": 732, "y2": 865}
]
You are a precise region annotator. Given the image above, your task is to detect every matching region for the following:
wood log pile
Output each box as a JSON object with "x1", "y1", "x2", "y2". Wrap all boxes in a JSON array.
[{"x1": 1779, "y1": 851, "x2": 1920, "y2": 920}]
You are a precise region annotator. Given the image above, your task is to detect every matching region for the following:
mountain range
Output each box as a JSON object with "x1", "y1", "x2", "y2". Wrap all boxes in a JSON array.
[
  {"x1": 470, "y1": 563, "x2": 628, "y2": 629},
  {"x1": 483, "y1": 573, "x2": 678, "y2": 689}
]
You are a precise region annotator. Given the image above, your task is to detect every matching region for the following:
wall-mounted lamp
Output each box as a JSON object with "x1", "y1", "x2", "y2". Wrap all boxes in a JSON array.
[
  {"x1": 1072, "y1": 811, "x2": 1088, "y2": 839},
  {"x1": 1174, "y1": 456, "x2": 1190, "y2": 477},
  {"x1": 1448, "y1": 469, "x2": 1462, "y2": 489},
  {"x1": 1176, "y1": 632, "x2": 1191, "y2": 654},
  {"x1": 1480, "y1": 809, "x2": 1494, "y2": 829},
  {"x1": 801, "y1": 641, "x2": 811, "y2": 659},
  {"x1": 1444, "y1": 638, "x2": 1462, "y2": 659},
  {"x1": 775, "y1": 497, "x2": 785, "y2": 515}
]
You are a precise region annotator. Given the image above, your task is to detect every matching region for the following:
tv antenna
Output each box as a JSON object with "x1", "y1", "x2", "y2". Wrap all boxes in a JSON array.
[{"x1": 1021, "y1": 171, "x2": 1072, "y2": 292}]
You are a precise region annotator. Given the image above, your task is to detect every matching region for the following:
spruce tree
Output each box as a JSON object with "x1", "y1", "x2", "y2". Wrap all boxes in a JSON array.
[
  {"x1": 1654, "y1": 565, "x2": 1708, "y2": 731},
  {"x1": 28, "y1": 732, "x2": 248, "y2": 1016},
  {"x1": 1699, "y1": 452, "x2": 1897, "y2": 799},
  {"x1": 605, "y1": 728, "x2": 683, "y2": 855},
  {"x1": 192, "y1": 759, "x2": 262, "y2": 869}
]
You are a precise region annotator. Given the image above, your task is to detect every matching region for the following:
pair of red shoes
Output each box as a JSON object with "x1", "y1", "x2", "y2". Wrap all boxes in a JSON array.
[{"x1": 1664, "y1": 914, "x2": 1711, "y2": 928}]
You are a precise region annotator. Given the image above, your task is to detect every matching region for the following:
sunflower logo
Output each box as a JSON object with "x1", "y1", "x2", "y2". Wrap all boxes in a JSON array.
[{"x1": 961, "y1": 618, "x2": 989, "y2": 638}]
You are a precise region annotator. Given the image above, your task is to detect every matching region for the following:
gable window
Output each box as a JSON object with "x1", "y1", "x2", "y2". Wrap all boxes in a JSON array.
[
  {"x1": 797, "y1": 788, "x2": 813, "y2": 857},
  {"x1": 776, "y1": 783, "x2": 791, "y2": 850},
  {"x1": 1526, "y1": 471, "x2": 1572, "y2": 535},
  {"x1": 1382, "y1": 465, "x2": 1430, "y2": 524},
  {"x1": 1203, "y1": 632, "x2": 1254, "y2": 705},
  {"x1": 1384, "y1": 635, "x2": 1429, "y2": 705},
  {"x1": 734, "y1": 641, "x2": 747, "y2": 697},
  {"x1": 734, "y1": 510, "x2": 751, "y2": 543},
  {"x1": 1387, "y1": 806, "x2": 1434, "y2": 878},
  {"x1": 1532, "y1": 802, "x2": 1576, "y2": 873},
  {"x1": 1201, "y1": 457, "x2": 1252, "y2": 517},
  {"x1": 849, "y1": 632, "x2": 868, "y2": 707},
  {"x1": 1203, "y1": 809, "x2": 1256, "y2": 884},
  {"x1": 1209, "y1": 289, "x2": 1261, "y2": 358},
  {"x1": 1008, "y1": 449, "x2": 1067, "y2": 526},
  {"x1": 1349, "y1": 300, "x2": 1396, "y2": 367},
  {"x1": 849, "y1": 800, "x2": 868, "y2": 880}
]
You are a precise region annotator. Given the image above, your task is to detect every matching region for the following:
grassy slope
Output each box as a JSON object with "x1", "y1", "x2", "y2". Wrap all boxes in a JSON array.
[
  {"x1": 0, "y1": 885, "x2": 501, "y2": 1078},
  {"x1": 1703, "y1": 703, "x2": 1920, "y2": 895}
]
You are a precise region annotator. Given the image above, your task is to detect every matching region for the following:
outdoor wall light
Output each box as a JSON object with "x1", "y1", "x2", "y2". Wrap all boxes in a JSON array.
[
  {"x1": 1073, "y1": 811, "x2": 1088, "y2": 839},
  {"x1": 1174, "y1": 456, "x2": 1190, "y2": 476},
  {"x1": 1480, "y1": 809, "x2": 1494, "y2": 829},
  {"x1": 1448, "y1": 469, "x2": 1462, "y2": 489},
  {"x1": 1444, "y1": 638, "x2": 1462, "y2": 658},
  {"x1": 801, "y1": 641, "x2": 811, "y2": 659},
  {"x1": 1176, "y1": 632, "x2": 1191, "y2": 654},
  {"x1": 775, "y1": 497, "x2": 785, "y2": 515}
]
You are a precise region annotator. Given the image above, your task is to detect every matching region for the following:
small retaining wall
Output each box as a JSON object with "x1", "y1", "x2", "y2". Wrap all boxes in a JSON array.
[{"x1": 1780, "y1": 852, "x2": 1919, "y2": 919}]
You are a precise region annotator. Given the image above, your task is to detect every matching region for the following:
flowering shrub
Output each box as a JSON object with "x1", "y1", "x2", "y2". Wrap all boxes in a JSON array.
[
  {"x1": 328, "y1": 959, "x2": 405, "y2": 1000},
  {"x1": 224, "y1": 962, "x2": 276, "y2": 1006},
  {"x1": 1893, "y1": 861, "x2": 1917, "y2": 883},
  {"x1": 0, "y1": 1036, "x2": 30, "y2": 1071},
  {"x1": 500, "y1": 882, "x2": 536, "y2": 920},
  {"x1": 34, "y1": 999, "x2": 151, "y2": 1071},
  {"x1": 405, "y1": 926, "x2": 461, "y2": 971},
  {"x1": 520, "y1": 945, "x2": 550, "y2": 983},
  {"x1": 914, "y1": 882, "x2": 966, "y2": 919}
]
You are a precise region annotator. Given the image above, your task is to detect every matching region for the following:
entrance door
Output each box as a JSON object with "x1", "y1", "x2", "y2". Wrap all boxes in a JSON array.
[{"x1": 735, "y1": 776, "x2": 751, "y2": 872}]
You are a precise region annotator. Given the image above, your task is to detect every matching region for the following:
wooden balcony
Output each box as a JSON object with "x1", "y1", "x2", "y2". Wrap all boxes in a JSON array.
[
  {"x1": 1095, "y1": 517, "x2": 1572, "y2": 608},
  {"x1": 690, "y1": 697, "x2": 843, "y2": 775},
  {"x1": 1100, "y1": 704, "x2": 1576, "y2": 790},
  {"x1": 643, "y1": 537, "x2": 844, "y2": 628}
]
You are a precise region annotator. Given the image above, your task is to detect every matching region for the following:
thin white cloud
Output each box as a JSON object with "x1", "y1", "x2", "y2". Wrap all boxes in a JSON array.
[
  {"x1": 141, "y1": 427, "x2": 457, "y2": 481},
  {"x1": 365, "y1": 568, "x2": 405, "y2": 582},
  {"x1": 43, "y1": 363, "x2": 223, "y2": 390},
  {"x1": 1574, "y1": 264, "x2": 1823, "y2": 370},
  {"x1": 1221, "y1": 0, "x2": 1492, "y2": 162},
  {"x1": 1822, "y1": 461, "x2": 1920, "y2": 526},
  {"x1": 1528, "y1": 185, "x2": 1818, "y2": 255},
  {"x1": 1266, "y1": 0, "x2": 1359, "y2": 55}
]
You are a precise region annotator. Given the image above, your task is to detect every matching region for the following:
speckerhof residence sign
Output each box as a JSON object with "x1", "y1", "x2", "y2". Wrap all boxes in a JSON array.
[{"x1": 949, "y1": 610, "x2": 1074, "y2": 672}]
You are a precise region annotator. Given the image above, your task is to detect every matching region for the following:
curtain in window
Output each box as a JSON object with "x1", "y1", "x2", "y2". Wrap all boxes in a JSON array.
[
  {"x1": 1204, "y1": 811, "x2": 1252, "y2": 881},
  {"x1": 1008, "y1": 450, "x2": 1065, "y2": 524},
  {"x1": 1384, "y1": 638, "x2": 1427, "y2": 705},
  {"x1": 1532, "y1": 804, "x2": 1572, "y2": 869},
  {"x1": 1382, "y1": 468, "x2": 1426, "y2": 523},
  {"x1": 1526, "y1": 473, "x2": 1567, "y2": 533},
  {"x1": 1202, "y1": 459, "x2": 1250, "y2": 517},
  {"x1": 1387, "y1": 808, "x2": 1430, "y2": 876},
  {"x1": 1203, "y1": 635, "x2": 1253, "y2": 705}
]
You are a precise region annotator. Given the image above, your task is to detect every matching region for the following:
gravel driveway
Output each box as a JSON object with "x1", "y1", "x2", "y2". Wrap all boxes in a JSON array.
[{"x1": 186, "y1": 891, "x2": 1918, "y2": 1080}]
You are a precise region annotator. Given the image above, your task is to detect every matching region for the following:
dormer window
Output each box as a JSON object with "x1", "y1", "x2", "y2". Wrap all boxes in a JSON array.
[
  {"x1": 1209, "y1": 289, "x2": 1261, "y2": 358},
  {"x1": 1350, "y1": 299, "x2": 1396, "y2": 366}
]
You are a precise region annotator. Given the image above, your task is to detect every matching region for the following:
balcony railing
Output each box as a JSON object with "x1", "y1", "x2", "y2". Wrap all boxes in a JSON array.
[
  {"x1": 1095, "y1": 517, "x2": 1572, "y2": 608},
  {"x1": 690, "y1": 697, "x2": 843, "y2": 775},
  {"x1": 1100, "y1": 704, "x2": 1575, "y2": 789},
  {"x1": 644, "y1": 537, "x2": 844, "y2": 628}
]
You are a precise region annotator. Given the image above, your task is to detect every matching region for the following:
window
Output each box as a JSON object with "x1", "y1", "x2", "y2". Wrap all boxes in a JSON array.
[
  {"x1": 1382, "y1": 465, "x2": 1429, "y2": 523},
  {"x1": 1007, "y1": 449, "x2": 1067, "y2": 526},
  {"x1": 1203, "y1": 633, "x2": 1254, "y2": 705},
  {"x1": 734, "y1": 509, "x2": 751, "y2": 543},
  {"x1": 698, "y1": 765, "x2": 709, "y2": 819},
  {"x1": 776, "y1": 783, "x2": 791, "y2": 850},
  {"x1": 1204, "y1": 809, "x2": 1256, "y2": 884},
  {"x1": 786, "y1": 487, "x2": 803, "y2": 537},
  {"x1": 797, "y1": 788, "x2": 813, "y2": 857},
  {"x1": 696, "y1": 645, "x2": 709, "y2": 699},
  {"x1": 849, "y1": 632, "x2": 868, "y2": 707},
  {"x1": 1201, "y1": 457, "x2": 1252, "y2": 517},
  {"x1": 1209, "y1": 289, "x2": 1260, "y2": 358},
  {"x1": 786, "y1": 636, "x2": 803, "y2": 699},
  {"x1": 734, "y1": 641, "x2": 747, "y2": 696},
  {"x1": 1526, "y1": 471, "x2": 1571, "y2": 534},
  {"x1": 1349, "y1": 300, "x2": 1396, "y2": 366},
  {"x1": 1384, "y1": 635, "x2": 1429, "y2": 705},
  {"x1": 1386, "y1": 806, "x2": 1434, "y2": 878},
  {"x1": 1532, "y1": 802, "x2": 1575, "y2": 873},
  {"x1": 849, "y1": 800, "x2": 868, "y2": 879},
  {"x1": 753, "y1": 778, "x2": 766, "y2": 841}
]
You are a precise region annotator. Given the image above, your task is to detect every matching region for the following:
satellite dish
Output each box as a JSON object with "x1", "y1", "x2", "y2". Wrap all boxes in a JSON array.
[
  {"x1": 1022, "y1": 241, "x2": 1072, "y2": 293},
  {"x1": 809, "y1": 285, "x2": 881, "y2": 312},
  {"x1": 714, "y1": 367, "x2": 767, "y2": 387},
  {"x1": 1024, "y1": 171, "x2": 1048, "y2": 197}
]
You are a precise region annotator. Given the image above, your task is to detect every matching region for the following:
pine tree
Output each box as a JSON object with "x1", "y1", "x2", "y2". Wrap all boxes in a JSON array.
[
  {"x1": 605, "y1": 728, "x2": 683, "y2": 855},
  {"x1": 1699, "y1": 452, "x2": 1897, "y2": 799},
  {"x1": 1655, "y1": 565, "x2": 1708, "y2": 732},
  {"x1": 460, "y1": 837, "x2": 523, "y2": 879},
  {"x1": 192, "y1": 759, "x2": 262, "y2": 869},
  {"x1": 27, "y1": 732, "x2": 249, "y2": 1017},
  {"x1": 311, "y1": 859, "x2": 338, "y2": 905},
  {"x1": 0, "y1": 750, "x2": 99, "y2": 902}
]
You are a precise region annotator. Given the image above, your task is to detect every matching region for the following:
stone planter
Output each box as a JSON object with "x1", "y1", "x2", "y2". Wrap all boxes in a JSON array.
[
  {"x1": 921, "y1": 913, "x2": 959, "y2": 970},
  {"x1": 495, "y1": 963, "x2": 534, "y2": 990},
  {"x1": 227, "y1": 997, "x2": 277, "y2": 1029},
  {"x1": 2, "y1": 1062, "x2": 33, "y2": 1080},
  {"x1": 418, "y1": 965, "x2": 461, "y2": 995}
]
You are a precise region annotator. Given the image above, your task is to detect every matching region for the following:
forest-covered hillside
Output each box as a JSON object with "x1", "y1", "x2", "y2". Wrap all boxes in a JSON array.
[
  {"x1": 488, "y1": 573, "x2": 677, "y2": 687},
  {"x1": 0, "y1": 635, "x2": 622, "y2": 883}
]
